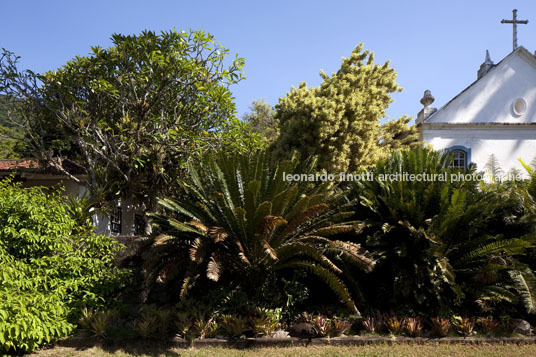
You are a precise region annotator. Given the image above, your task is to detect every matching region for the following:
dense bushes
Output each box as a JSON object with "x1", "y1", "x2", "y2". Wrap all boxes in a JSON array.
[
  {"x1": 4, "y1": 146, "x2": 536, "y2": 351},
  {"x1": 137, "y1": 148, "x2": 536, "y2": 325},
  {"x1": 0, "y1": 179, "x2": 127, "y2": 353},
  {"x1": 348, "y1": 149, "x2": 536, "y2": 316}
]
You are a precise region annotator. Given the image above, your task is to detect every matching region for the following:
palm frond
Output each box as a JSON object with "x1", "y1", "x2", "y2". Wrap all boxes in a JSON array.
[
  {"x1": 458, "y1": 238, "x2": 532, "y2": 264},
  {"x1": 509, "y1": 269, "x2": 536, "y2": 313},
  {"x1": 209, "y1": 226, "x2": 228, "y2": 243},
  {"x1": 278, "y1": 261, "x2": 358, "y2": 314},
  {"x1": 310, "y1": 224, "x2": 357, "y2": 237},
  {"x1": 206, "y1": 254, "x2": 221, "y2": 282}
]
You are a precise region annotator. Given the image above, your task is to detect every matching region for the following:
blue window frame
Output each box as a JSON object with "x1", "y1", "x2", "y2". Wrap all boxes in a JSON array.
[{"x1": 445, "y1": 145, "x2": 471, "y2": 169}]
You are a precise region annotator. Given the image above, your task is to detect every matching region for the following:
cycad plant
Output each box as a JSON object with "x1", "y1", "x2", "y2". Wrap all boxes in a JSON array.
[
  {"x1": 349, "y1": 148, "x2": 536, "y2": 315},
  {"x1": 145, "y1": 151, "x2": 374, "y2": 313}
]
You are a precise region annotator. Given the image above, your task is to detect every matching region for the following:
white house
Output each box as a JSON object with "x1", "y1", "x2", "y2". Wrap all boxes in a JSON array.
[
  {"x1": 416, "y1": 46, "x2": 536, "y2": 175},
  {"x1": 0, "y1": 158, "x2": 147, "y2": 237}
]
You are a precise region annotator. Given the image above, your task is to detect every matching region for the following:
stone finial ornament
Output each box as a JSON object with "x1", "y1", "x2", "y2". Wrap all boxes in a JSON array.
[
  {"x1": 420, "y1": 90, "x2": 435, "y2": 107},
  {"x1": 416, "y1": 90, "x2": 437, "y2": 124}
]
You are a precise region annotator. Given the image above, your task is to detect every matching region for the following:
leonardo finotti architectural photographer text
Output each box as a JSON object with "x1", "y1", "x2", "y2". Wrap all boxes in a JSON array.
[{"x1": 283, "y1": 172, "x2": 524, "y2": 182}]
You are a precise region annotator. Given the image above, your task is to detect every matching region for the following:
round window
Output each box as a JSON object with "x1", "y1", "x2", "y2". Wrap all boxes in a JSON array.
[{"x1": 513, "y1": 98, "x2": 527, "y2": 116}]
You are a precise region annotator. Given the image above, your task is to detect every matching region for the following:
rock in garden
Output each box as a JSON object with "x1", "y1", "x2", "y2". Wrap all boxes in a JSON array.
[
  {"x1": 510, "y1": 319, "x2": 532, "y2": 336},
  {"x1": 271, "y1": 329, "x2": 290, "y2": 338},
  {"x1": 289, "y1": 322, "x2": 318, "y2": 340}
]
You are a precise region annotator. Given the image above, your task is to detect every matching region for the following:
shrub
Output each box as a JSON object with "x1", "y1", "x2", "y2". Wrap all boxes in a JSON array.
[
  {"x1": 312, "y1": 315, "x2": 330, "y2": 337},
  {"x1": 361, "y1": 316, "x2": 377, "y2": 333},
  {"x1": 403, "y1": 317, "x2": 423, "y2": 337},
  {"x1": 0, "y1": 179, "x2": 127, "y2": 353},
  {"x1": 173, "y1": 299, "x2": 219, "y2": 340},
  {"x1": 135, "y1": 316, "x2": 159, "y2": 339},
  {"x1": 429, "y1": 317, "x2": 451, "y2": 337},
  {"x1": 247, "y1": 308, "x2": 281, "y2": 337},
  {"x1": 79, "y1": 308, "x2": 118, "y2": 338},
  {"x1": 478, "y1": 317, "x2": 499, "y2": 335},
  {"x1": 220, "y1": 314, "x2": 249, "y2": 338},
  {"x1": 361, "y1": 311, "x2": 385, "y2": 334},
  {"x1": 328, "y1": 318, "x2": 352, "y2": 337},
  {"x1": 385, "y1": 314, "x2": 404, "y2": 335},
  {"x1": 140, "y1": 305, "x2": 175, "y2": 335},
  {"x1": 453, "y1": 316, "x2": 475, "y2": 336}
]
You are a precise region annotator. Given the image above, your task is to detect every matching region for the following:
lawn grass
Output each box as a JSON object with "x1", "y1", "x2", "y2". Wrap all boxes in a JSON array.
[{"x1": 33, "y1": 343, "x2": 536, "y2": 357}]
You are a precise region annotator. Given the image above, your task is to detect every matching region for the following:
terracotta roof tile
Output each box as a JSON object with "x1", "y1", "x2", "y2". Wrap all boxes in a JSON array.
[
  {"x1": 0, "y1": 159, "x2": 40, "y2": 171},
  {"x1": 0, "y1": 158, "x2": 86, "y2": 175}
]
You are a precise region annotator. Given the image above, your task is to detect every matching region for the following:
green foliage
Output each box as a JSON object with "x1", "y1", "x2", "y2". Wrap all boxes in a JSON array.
[
  {"x1": 452, "y1": 316, "x2": 475, "y2": 336},
  {"x1": 272, "y1": 44, "x2": 419, "y2": 172},
  {"x1": 349, "y1": 148, "x2": 536, "y2": 315},
  {"x1": 220, "y1": 314, "x2": 249, "y2": 338},
  {"x1": 0, "y1": 29, "x2": 250, "y2": 207},
  {"x1": 519, "y1": 158, "x2": 536, "y2": 199},
  {"x1": 0, "y1": 179, "x2": 127, "y2": 353},
  {"x1": 385, "y1": 315, "x2": 404, "y2": 335},
  {"x1": 243, "y1": 98, "x2": 278, "y2": 143},
  {"x1": 146, "y1": 150, "x2": 374, "y2": 314},
  {"x1": 172, "y1": 299, "x2": 219, "y2": 340},
  {"x1": 78, "y1": 308, "x2": 118, "y2": 338},
  {"x1": 378, "y1": 116, "x2": 420, "y2": 153},
  {"x1": 0, "y1": 94, "x2": 26, "y2": 158},
  {"x1": 135, "y1": 316, "x2": 159, "y2": 339},
  {"x1": 247, "y1": 307, "x2": 281, "y2": 337}
]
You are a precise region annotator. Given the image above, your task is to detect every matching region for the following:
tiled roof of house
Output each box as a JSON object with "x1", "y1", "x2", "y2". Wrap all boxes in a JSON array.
[{"x1": 0, "y1": 158, "x2": 86, "y2": 175}]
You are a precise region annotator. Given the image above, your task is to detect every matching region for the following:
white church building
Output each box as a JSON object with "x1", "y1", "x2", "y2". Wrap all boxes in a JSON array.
[
  {"x1": 416, "y1": 8, "x2": 536, "y2": 177},
  {"x1": 416, "y1": 45, "x2": 536, "y2": 176}
]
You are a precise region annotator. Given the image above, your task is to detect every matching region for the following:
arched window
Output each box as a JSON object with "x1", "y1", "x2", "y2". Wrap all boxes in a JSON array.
[{"x1": 451, "y1": 149, "x2": 467, "y2": 169}]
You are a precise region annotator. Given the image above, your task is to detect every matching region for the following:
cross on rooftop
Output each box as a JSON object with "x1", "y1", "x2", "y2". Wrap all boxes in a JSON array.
[{"x1": 501, "y1": 9, "x2": 528, "y2": 52}]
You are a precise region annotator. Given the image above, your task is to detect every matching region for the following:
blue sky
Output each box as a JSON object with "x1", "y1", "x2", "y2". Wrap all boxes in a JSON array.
[{"x1": 2, "y1": 1, "x2": 536, "y2": 122}]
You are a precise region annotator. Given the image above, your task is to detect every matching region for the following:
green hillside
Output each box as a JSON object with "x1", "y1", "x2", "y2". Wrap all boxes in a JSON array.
[{"x1": 0, "y1": 95, "x2": 26, "y2": 158}]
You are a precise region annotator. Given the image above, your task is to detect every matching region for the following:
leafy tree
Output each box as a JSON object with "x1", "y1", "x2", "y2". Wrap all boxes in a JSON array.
[
  {"x1": 0, "y1": 179, "x2": 127, "y2": 353},
  {"x1": 144, "y1": 151, "x2": 374, "y2": 314},
  {"x1": 0, "y1": 30, "x2": 260, "y2": 208},
  {"x1": 272, "y1": 44, "x2": 419, "y2": 173},
  {"x1": 349, "y1": 148, "x2": 536, "y2": 315},
  {"x1": 379, "y1": 115, "x2": 419, "y2": 152},
  {"x1": 243, "y1": 98, "x2": 278, "y2": 142}
]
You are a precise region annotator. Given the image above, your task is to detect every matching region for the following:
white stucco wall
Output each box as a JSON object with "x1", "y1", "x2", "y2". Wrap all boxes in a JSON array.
[
  {"x1": 93, "y1": 198, "x2": 147, "y2": 237},
  {"x1": 427, "y1": 48, "x2": 536, "y2": 125},
  {"x1": 422, "y1": 126, "x2": 536, "y2": 173}
]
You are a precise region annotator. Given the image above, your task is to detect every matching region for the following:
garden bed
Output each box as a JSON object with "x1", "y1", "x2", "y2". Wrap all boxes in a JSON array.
[{"x1": 57, "y1": 335, "x2": 536, "y2": 350}]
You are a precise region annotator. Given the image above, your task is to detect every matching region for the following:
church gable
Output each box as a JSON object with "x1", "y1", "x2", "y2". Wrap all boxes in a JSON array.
[{"x1": 424, "y1": 47, "x2": 536, "y2": 125}]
